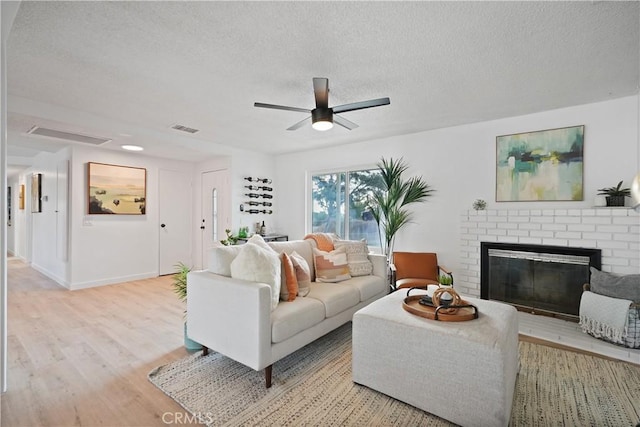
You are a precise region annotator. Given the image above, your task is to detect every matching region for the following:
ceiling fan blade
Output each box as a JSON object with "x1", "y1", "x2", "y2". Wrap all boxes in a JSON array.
[
  {"x1": 286, "y1": 116, "x2": 311, "y2": 131},
  {"x1": 332, "y1": 97, "x2": 390, "y2": 114},
  {"x1": 254, "y1": 102, "x2": 310, "y2": 114},
  {"x1": 333, "y1": 114, "x2": 359, "y2": 130},
  {"x1": 313, "y1": 77, "x2": 329, "y2": 108}
]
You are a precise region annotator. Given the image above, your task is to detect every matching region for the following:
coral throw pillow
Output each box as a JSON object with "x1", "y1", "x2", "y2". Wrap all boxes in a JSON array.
[
  {"x1": 313, "y1": 247, "x2": 351, "y2": 283},
  {"x1": 290, "y1": 251, "x2": 311, "y2": 296},
  {"x1": 280, "y1": 252, "x2": 298, "y2": 302}
]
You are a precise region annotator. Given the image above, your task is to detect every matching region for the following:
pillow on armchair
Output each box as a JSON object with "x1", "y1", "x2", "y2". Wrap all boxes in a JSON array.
[{"x1": 589, "y1": 267, "x2": 640, "y2": 303}]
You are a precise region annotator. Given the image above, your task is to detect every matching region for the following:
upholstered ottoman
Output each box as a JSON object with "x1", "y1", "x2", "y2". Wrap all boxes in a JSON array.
[{"x1": 352, "y1": 291, "x2": 519, "y2": 427}]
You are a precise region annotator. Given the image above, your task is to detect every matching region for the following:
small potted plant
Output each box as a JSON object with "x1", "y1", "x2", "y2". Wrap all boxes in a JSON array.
[
  {"x1": 472, "y1": 199, "x2": 487, "y2": 211},
  {"x1": 172, "y1": 262, "x2": 202, "y2": 351},
  {"x1": 438, "y1": 274, "x2": 453, "y2": 288},
  {"x1": 597, "y1": 181, "x2": 631, "y2": 207}
]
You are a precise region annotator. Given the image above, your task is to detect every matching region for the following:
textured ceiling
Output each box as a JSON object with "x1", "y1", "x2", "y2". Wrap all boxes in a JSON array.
[{"x1": 6, "y1": 1, "x2": 640, "y2": 167}]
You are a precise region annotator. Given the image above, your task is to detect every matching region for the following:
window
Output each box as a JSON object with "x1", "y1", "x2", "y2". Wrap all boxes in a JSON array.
[{"x1": 311, "y1": 167, "x2": 383, "y2": 250}]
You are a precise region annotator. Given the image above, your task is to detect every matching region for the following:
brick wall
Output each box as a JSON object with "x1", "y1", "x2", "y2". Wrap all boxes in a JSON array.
[{"x1": 458, "y1": 208, "x2": 640, "y2": 297}]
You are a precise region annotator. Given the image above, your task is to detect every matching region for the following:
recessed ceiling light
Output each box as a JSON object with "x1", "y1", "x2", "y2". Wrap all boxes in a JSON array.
[{"x1": 121, "y1": 145, "x2": 143, "y2": 151}]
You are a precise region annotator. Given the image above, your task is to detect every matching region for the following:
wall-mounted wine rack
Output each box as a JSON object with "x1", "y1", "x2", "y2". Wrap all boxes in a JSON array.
[{"x1": 241, "y1": 177, "x2": 273, "y2": 214}]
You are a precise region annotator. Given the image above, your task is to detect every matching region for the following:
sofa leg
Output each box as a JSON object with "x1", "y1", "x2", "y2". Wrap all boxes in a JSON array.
[
  {"x1": 265, "y1": 365, "x2": 272, "y2": 388},
  {"x1": 202, "y1": 346, "x2": 209, "y2": 356}
]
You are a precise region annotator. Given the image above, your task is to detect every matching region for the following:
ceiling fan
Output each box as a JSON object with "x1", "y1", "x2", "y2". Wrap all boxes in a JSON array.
[{"x1": 254, "y1": 77, "x2": 390, "y2": 131}]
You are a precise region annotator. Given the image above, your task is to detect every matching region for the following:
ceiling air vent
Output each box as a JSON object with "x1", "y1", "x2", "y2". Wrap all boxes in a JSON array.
[
  {"x1": 171, "y1": 124, "x2": 199, "y2": 134},
  {"x1": 27, "y1": 126, "x2": 111, "y2": 145}
]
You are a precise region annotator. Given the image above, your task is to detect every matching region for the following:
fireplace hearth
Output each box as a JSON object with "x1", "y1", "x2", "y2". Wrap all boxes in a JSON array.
[{"x1": 480, "y1": 242, "x2": 601, "y2": 320}]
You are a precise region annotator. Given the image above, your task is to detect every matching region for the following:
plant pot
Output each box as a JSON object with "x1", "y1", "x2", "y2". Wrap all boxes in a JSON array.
[
  {"x1": 605, "y1": 196, "x2": 625, "y2": 207},
  {"x1": 184, "y1": 323, "x2": 202, "y2": 352}
]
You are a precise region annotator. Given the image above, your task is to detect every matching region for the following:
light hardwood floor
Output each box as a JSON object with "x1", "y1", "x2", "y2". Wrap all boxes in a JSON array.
[
  {"x1": 1, "y1": 259, "x2": 201, "y2": 426},
  {"x1": 1, "y1": 260, "x2": 634, "y2": 426}
]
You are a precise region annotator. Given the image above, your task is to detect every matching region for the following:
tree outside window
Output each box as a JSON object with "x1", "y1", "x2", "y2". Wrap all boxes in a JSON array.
[{"x1": 311, "y1": 168, "x2": 384, "y2": 250}]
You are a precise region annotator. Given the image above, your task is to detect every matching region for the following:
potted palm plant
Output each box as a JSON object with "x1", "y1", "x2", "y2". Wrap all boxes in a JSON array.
[
  {"x1": 172, "y1": 262, "x2": 202, "y2": 351},
  {"x1": 368, "y1": 157, "x2": 434, "y2": 261},
  {"x1": 597, "y1": 181, "x2": 631, "y2": 207}
]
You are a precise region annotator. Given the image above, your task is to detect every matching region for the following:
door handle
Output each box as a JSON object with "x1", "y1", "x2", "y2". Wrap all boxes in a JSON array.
[
  {"x1": 200, "y1": 225, "x2": 205, "y2": 230},
  {"x1": 161, "y1": 224, "x2": 166, "y2": 228}
]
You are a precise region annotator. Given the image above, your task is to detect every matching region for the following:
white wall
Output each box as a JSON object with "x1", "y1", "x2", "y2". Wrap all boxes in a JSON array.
[
  {"x1": 274, "y1": 96, "x2": 639, "y2": 275},
  {"x1": 68, "y1": 145, "x2": 194, "y2": 289}
]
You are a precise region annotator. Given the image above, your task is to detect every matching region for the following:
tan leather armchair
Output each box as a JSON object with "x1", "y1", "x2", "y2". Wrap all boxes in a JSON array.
[{"x1": 390, "y1": 251, "x2": 453, "y2": 290}]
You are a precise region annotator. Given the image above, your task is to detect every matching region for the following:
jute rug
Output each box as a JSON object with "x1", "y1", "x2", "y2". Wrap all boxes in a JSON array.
[{"x1": 149, "y1": 323, "x2": 640, "y2": 426}]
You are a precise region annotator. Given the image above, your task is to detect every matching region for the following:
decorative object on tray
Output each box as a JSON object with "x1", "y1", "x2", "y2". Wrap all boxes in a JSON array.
[
  {"x1": 597, "y1": 180, "x2": 631, "y2": 207},
  {"x1": 403, "y1": 287, "x2": 478, "y2": 321}
]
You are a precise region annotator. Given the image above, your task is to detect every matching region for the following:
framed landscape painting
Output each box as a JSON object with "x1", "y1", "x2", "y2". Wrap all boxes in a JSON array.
[
  {"x1": 87, "y1": 162, "x2": 146, "y2": 215},
  {"x1": 496, "y1": 125, "x2": 584, "y2": 202}
]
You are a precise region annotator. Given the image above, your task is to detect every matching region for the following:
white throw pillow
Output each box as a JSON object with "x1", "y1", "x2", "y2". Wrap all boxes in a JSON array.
[
  {"x1": 208, "y1": 245, "x2": 243, "y2": 276},
  {"x1": 230, "y1": 243, "x2": 281, "y2": 311},
  {"x1": 246, "y1": 234, "x2": 273, "y2": 252},
  {"x1": 334, "y1": 240, "x2": 373, "y2": 277}
]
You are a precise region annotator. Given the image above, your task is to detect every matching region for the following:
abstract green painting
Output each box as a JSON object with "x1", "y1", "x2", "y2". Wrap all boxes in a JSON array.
[{"x1": 496, "y1": 125, "x2": 584, "y2": 201}]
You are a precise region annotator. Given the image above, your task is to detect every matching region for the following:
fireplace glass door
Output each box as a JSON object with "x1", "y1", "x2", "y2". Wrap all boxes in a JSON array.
[{"x1": 487, "y1": 249, "x2": 592, "y2": 317}]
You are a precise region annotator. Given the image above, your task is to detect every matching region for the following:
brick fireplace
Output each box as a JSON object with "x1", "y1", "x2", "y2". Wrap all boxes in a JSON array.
[{"x1": 458, "y1": 208, "x2": 639, "y2": 299}]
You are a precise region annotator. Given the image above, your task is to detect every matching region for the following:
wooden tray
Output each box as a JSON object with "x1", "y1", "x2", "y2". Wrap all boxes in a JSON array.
[{"x1": 403, "y1": 295, "x2": 479, "y2": 321}]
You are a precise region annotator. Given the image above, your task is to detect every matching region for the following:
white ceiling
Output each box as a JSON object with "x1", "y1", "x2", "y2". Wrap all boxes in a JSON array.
[{"x1": 5, "y1": 1, "x2": 639, "y2": 172}]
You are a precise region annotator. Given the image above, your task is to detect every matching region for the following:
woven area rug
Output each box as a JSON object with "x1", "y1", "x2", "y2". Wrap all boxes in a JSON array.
[{"x1": 149, "y1": 323, "x2": 640, "y2": 426}]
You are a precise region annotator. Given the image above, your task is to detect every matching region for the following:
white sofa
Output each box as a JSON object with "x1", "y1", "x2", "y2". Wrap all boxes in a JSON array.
[{"x1": 187, "y1": 238, "x2": 388, "y2": 387}]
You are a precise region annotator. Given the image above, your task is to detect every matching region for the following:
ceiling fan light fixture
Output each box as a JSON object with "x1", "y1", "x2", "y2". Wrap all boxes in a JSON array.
[
  {"x1": 311, "y1": 108, "x2": 333, "y2": 131},
  {"x1": 254, "y1": 78, "x2": 389, "y2": 131}
]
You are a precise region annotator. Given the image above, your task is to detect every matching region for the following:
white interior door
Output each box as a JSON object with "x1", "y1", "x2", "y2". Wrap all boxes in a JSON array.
[
  {"x1": 201, "y1": 169, "x2": 230, "y2": 266},
  {"x1": 159, "y1": 169, "x2": 192, "y2": 275}
]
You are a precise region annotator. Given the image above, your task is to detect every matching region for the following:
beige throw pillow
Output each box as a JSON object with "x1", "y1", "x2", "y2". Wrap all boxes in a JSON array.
[
  {"x1": 313, "y1": 247, "x2": 351, "y2": 283},
  {"x1": 334, "y1": 240, "x2": 373, "y2": 277}
]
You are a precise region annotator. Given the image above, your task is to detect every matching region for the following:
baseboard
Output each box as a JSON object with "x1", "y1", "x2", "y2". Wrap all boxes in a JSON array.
[
  {"x1": 29, "y1": 263, "x2": 69, "y2": 289},
  {"x1": 70, "y1": 272, "x2": 158, "y2": 290}
]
